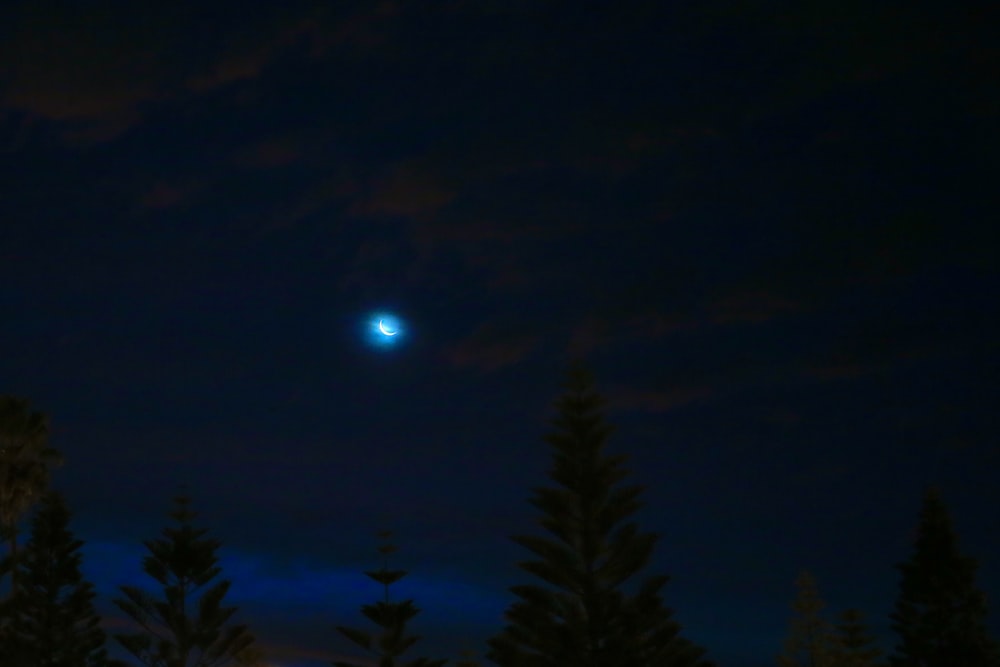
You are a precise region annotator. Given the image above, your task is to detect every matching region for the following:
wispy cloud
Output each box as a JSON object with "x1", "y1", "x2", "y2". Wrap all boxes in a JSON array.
[
  {"x1": 84, "y1": 537, "x2": 501, "y2": 665},
  {"x1": 352, "y1": 163, "x2": 456, "y2": 220},
  {"x1": 708, "y1": 290, "x2": 798, "y2": 325},
  {"x1": 444, "y1": 322, "x2": 537, "y2": 373},
  {"x1": 137, "y1": 179, "x2": 207, "y2": 211},
  {"x1": 567, "y1": 309, "x2": 698, "y2": 357},
  {"x1": 0, "y1": 5, "x2": 399, "y2": 145},
  {"x1": 83, "y1": 537, "x2": 502, "y2": 615},
  {"x1": 231, "y1": 136, "x2": 303, "y2": 169},
  {"x1": 607, "y1": 384, "x2": 712, "y2": 414}
]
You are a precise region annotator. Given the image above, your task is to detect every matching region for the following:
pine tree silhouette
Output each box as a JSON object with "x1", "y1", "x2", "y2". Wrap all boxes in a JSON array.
[
  {"x1": 889, "y1": 487, "x2": 1000, "y2": 667},
  {"x1": 778, "y1": 570, "x2": 835, "y2": 667},
  {"x1": 0, "y1": 395, "x2": 61, "y2": 602},
  {"x1": 487, "y1": 366, "x2": 713, "y2": 667},
  {"x1": 333, "y1": 531, "x2": 447, "y2": 667},
  {"x1": 113, "y1": 494, "x2": 255, "y2": 667},
  {"x1": 830, "y1": 609, "x2": 882, "y2": 667},
  {"x1": 1, "y1": 491, "x2": 109, "y2": 667}
]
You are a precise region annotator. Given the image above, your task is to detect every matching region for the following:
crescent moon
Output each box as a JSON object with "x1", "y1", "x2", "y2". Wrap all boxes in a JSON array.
[{"x1": 378, "y1": 319, "x2": 397, "y2": 336}]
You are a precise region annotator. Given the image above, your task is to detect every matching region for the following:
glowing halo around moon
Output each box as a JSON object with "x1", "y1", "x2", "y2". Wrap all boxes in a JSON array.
[{"x1": 365, "y1": 312, "x2": 405, "y2": 347}]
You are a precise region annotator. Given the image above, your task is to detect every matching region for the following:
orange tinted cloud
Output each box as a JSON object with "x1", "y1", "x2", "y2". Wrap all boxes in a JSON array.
[
  {"x1": 140, "y1": 183, "x2": 184, "y2": 210},
  {"x1": 607, "y1": 385, "x2": 712, "y2": 413},
  {"x1": 804, "y1": 353, "x2": 872, "y2": 381},
  {"x1": 567, "y1": 310, "x2": 698, "y2": 357},
  {"x1": 232, "y1": 137, "x2": 302, "y2": 169},
  {"x1": 445, "y1": 324, "x2": 537, "y2": 372},
  {"x1": 0, "y1": 6, "x2": 361, "y2": 143},
  {"x1": 709, "y1": 290, "x2": 797, "y2": 325},
  {"x1": 0, "y1": 5, "x2": 175, "y2": 126},
  {"x1": 355, "y1": 164, "x2": 456, "y2": 219}
]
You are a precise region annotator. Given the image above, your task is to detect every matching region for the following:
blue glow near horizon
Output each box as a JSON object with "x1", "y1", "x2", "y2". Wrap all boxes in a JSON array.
[{"x1": 366, "y1": 312, "x2": 405, "y2": 347}]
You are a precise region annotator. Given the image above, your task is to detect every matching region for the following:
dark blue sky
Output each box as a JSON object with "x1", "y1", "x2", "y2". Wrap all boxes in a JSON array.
[{"x1": 2, "y1": 1, "x2": 998, "y2": 665}]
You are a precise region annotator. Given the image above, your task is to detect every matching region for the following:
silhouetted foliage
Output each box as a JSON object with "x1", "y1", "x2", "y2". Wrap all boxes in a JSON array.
[
  {"x1": 0, "y1": 395, "x2": 61, "y2": 600},
  {"x1": 830, "y1": 609, "x2": 882, "y2": 667},
  {"x1": 454, "y1": 648, "x2": 481, "y2": 666},
  {"x1": 1, "y1": 491, "x2": 110, "y2": 667},
  {"x1": 113, "y1": 495, "x2": 255, "y2": 667},
  {"x1": 333, "y1": 531, "x2": 447, "y2": 667},
  {"x1": 488, "y1": 366, "x2": 712, "y2": 667},
  {"x1": 889, "y1": 487, "x2": 1000, "y2": 667},
  {"x1": 778, "y1": 570, "x2": 835, "y2": 667}
]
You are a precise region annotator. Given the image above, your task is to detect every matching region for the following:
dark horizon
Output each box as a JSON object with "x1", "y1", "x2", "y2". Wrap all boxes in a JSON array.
[
  {"x1": 6, "y1": 387, "x2": 999, "y2": 666},
  {"x1": 2, "y1": 1, "x2": 998, "y2": 665}
]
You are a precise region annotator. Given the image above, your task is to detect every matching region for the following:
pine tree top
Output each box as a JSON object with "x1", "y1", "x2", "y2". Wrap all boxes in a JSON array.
[
  {"x1": 779, "y1": 570, "x2": 836, "y2": 667},
  {"x1": 141, "y1": 495, "x2": 223, "y2": 588},
  {"x1": 7, "y1": 490, "x2": 110, "y2": 667},
  {"x1": 113, "y1": 495, "x2": 254, "y2": 667},
  {"x1": 335, "y1": 536, "x2": 446, "y2": 667},
  {"x1": 889, "y1": 487, "x2": 1000, "y2": 667},
  {"x1": 489, "y1": 367, "x2": 712, "y2": 667},
  {"x1": 895, "y1": 486, "x2": 981, "y2": 602},
  {"x1": 832, "y1": 608, "x2": 882, "y2": 666}
]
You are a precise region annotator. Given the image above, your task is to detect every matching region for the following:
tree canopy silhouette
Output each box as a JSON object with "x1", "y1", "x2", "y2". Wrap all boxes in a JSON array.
[
  {"x1": 2, "y1": 491, "x2": 110, "y2": 667},
  {"x1": 778, "y1": 570, "x2": 835, "y2": 667},
  {"x1": 0, "y1": 395, "x2": 61, "y2": 600},
  {"x1": 488, "y1": 366, "x2": 712, "y2": 667},
  {"x1": 830, "y1": 608, "x2": 882, "y2": 667},
  {"x1": 334, "y1": 531, "x2": 447, "y2": 667},
  {"x1": 889, "y1": 487, "x2": 999, "y2": 667},
  {"x1": 113, "y1": 495, "x2": 255, "y2": 667}
]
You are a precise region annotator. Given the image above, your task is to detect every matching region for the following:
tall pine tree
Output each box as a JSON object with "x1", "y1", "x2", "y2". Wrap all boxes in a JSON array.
[
  {"x1": 333, "y1": 531, "x2": 447, "y2": 667},
  {"x1": 113, "y1": 495, "x2": 255, "y2": 667},
  {"x1": 778, "y1": 571, "x2": 835, "y2": 667},
  {"x1": 830, "y1": 609, "x2": 882, "y2": 667},
  {"x1": 889, "y1": 487, "x2": 999, "y2": 667},
  {"x1": 2, "y1": 491, "x2": 109, "y2": 667},
  {"x1": 487, "y1": 366, "x2": 712, "y2": 667}
]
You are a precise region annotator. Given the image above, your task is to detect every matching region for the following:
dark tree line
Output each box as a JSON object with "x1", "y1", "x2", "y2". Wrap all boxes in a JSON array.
[
  {"x1": 2, "y1": 378, "x2": 998, "y2": 667},
  {"x1": 778, "y1": 488, "x2": 999, "y2": 667}
]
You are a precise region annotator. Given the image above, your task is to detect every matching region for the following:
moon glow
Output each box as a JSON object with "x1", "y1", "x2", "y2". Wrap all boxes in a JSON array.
[{"x1": 366, "y1": 312, "x2": 404, "y2": 347}]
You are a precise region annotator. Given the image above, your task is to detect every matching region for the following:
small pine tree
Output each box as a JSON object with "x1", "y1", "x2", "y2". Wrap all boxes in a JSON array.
[
  {"x1": 488, "y1": 366, "x2": 712, "y2": 667},
  {"x1": 333, "y1": 531, "x2": 447, "y2": 667},
  {"x1": 113, "y1": 495, "x2": 255, "y2": 667},
  {"x1": 889, "y1": 487, "x2": 1000, "y2": 667},
  {"x1": 830, "y1": 609, "x2": 882, "y2": 667},
  {"x1": 1, "y1": 491, "x2": 109, "y2": 667},
  {"x1": 778, "y1": 570, "x2": 835, "y2": 667}
]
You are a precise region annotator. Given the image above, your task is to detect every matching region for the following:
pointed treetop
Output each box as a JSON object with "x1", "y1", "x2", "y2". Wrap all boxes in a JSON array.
[
  {"x1": 5, "y1": 490, "x2": 111, "y2": 667},
  {"x1": 114, "y1": 495, "x2": 254, "y2": 667},
  {"x1": 889, "y1": 486, "x2": 1000, "y2": 666},
  {"x1": 170, "y1": 494, "x2": 198, "y2": 523},
  {"x1": 488, "y1": 366, "x2": 712, "y2": 667},
  {"x1": 334, "y1": 537, "x2": 446, "y2": 667},
  {"x1": 831, "y1": 608, "x2": 882, "y2": 667},
  {"x1": 778, "y1": 571, "x2": 836, "y2": 667}
]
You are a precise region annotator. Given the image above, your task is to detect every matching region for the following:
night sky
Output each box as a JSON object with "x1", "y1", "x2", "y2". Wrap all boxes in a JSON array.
[{"x1": 2, "y1": 2, "x2": 999, "y2": 666}]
